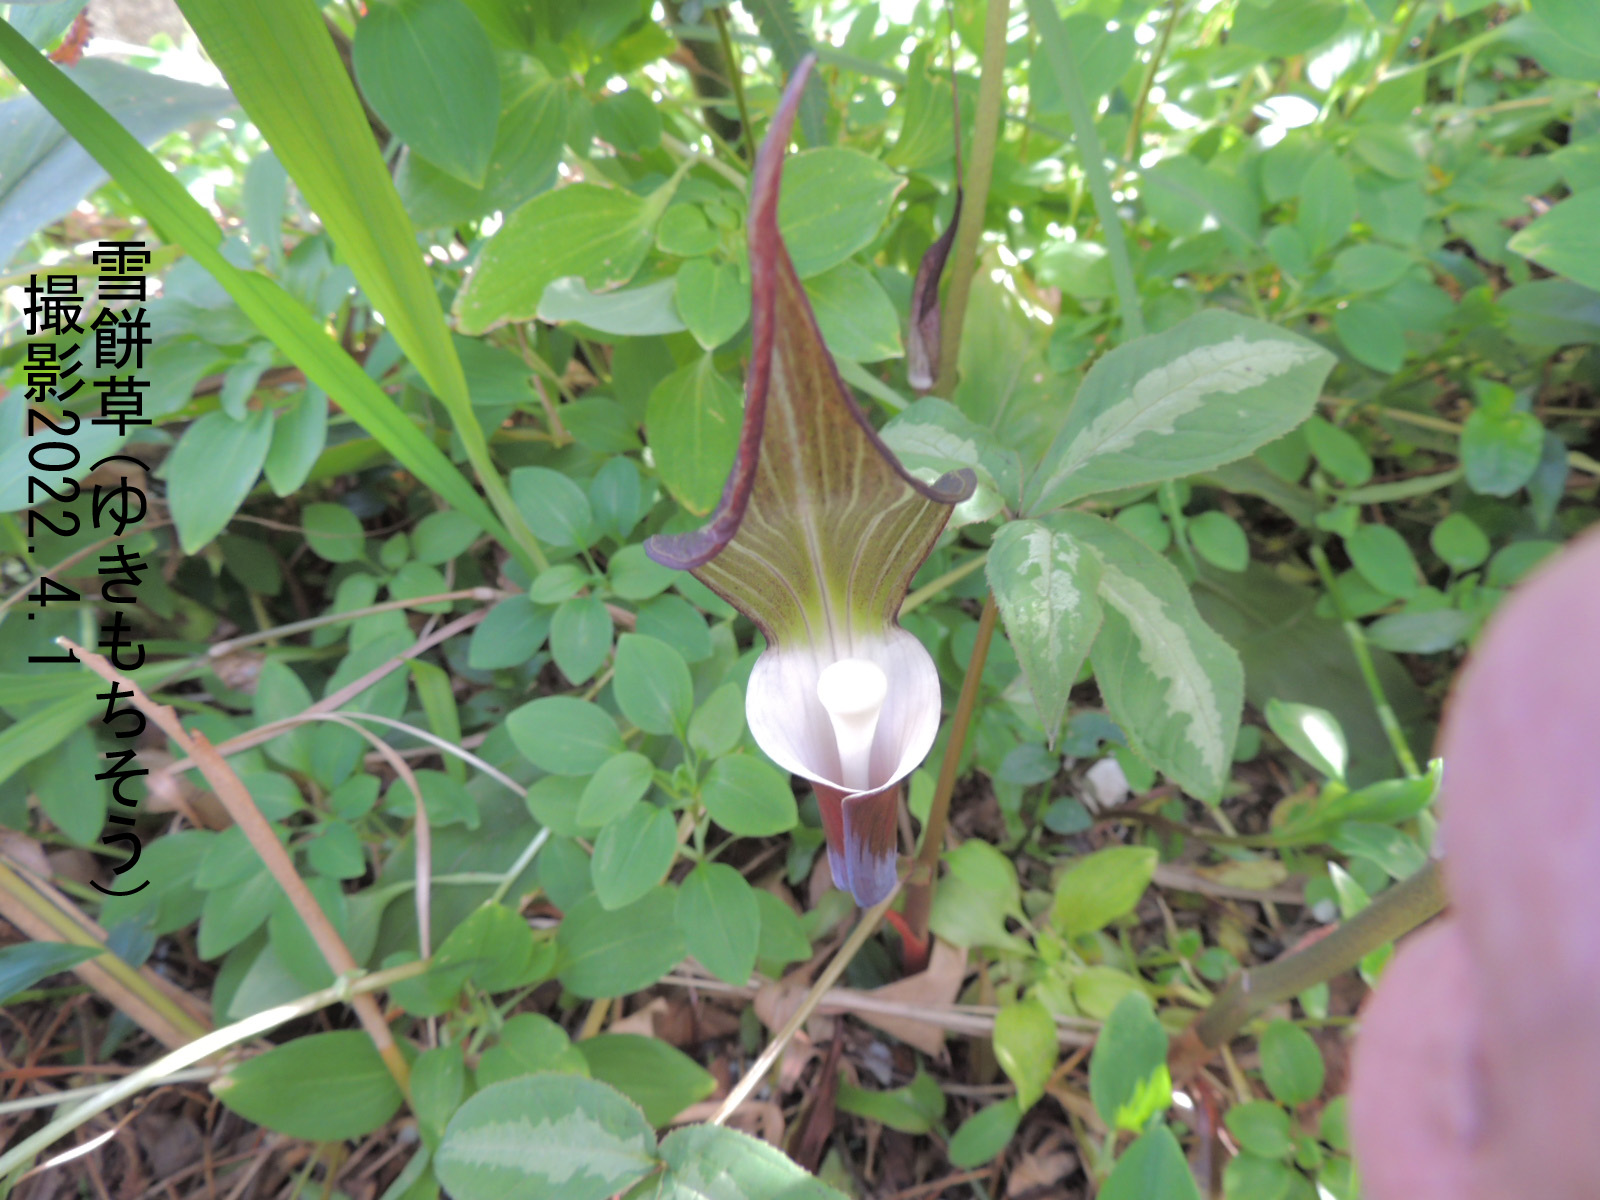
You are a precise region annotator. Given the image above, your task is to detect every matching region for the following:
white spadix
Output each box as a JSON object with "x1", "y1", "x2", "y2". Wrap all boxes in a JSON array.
[{"x1": 816, "y1": 658, "x2": 889, "y2": 791}]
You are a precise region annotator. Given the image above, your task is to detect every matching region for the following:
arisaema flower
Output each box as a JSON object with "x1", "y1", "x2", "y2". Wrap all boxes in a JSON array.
[{"x1": 646, "y1": 57, "x2": 974, "y2": 907}]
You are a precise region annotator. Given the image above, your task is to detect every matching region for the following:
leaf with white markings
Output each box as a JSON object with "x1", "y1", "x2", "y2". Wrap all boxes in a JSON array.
[
  {"x1": 882, "y1": 397, "x2": 1021, "y2": 524},
  {"x1": 1057, "y1": 513, "x2": 1242, "y2": 800},
  {"x1": 436, "y1": 1075, "x2": 657, "y2": 1200},
  {"x1": 987, "y1": 520, "x2": 1102, "y2": 745},
  {"x1": 1025, "y1": 310, "x2": 1335, "y2": 513},
  {"x1": 635, "y1": 1124, "x2": 850, "y2": 1199}
]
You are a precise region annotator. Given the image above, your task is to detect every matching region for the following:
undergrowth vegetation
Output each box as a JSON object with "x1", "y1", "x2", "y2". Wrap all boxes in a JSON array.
[{"x1": 1, "y1": 0, "x2": 1598, "y2": 1196}]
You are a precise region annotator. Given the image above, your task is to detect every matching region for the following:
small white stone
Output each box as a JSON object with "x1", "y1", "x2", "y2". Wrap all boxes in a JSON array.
[{"x1": 1084, "y1": 756, "x2": 1131, "y2": 811}]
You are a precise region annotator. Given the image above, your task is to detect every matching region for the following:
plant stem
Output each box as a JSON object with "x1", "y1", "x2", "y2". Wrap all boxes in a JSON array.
[
  {"x1": 207, "y1": 587, "x2": 508, "y2": 657},
  {"x1": 1306, "y1": 544, "x2": 1422, "y2": 778},
  {"x1": 1124, "y1": 0, "x2": 1181, "y2": 166},
  {"x1": 712, "y1": 6, "x2": 754, "y2": 162},
  {"x1": 932, "y1": 0, "x2": 1012, "y2": 396},
  {"x1": 1027, "y1": 0, "x2": 1144, "y2": 341},
  {"x1": 1173, "y1": 858, "x2": 1446, "y2": 1077},
  {"x1": 900, "y1": 552, "x2": 988, "y2": 616},
  {"x1": 900, "y1": 593, "x2": 999, "y2": 970},
  {"x1": 0, "y1": 959, "x2": 429, "y2": 1182}
]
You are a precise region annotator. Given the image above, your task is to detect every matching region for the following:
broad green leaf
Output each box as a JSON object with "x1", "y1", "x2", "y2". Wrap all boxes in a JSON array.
[
  {"x1": 805, "y1": 261, "x2": 903, "y2": 362},
  {"x1": 507, "y1": 697, "x2": 624, "y2": 775},
  {"x1": 775, "y1": 147, "x2": 904, "y2": 278},
  {"x1": 1025, "y1": 311, "x2": 1335, "y2": 512},
  {"x1": 1332, "y1": 243, "x2": 1412, "y2": 293},
  {"x1": 687, "y1": 683, "x2": 746, "y2": 759},
  {"x1": 1230, "y1": 0, "x2": 1344, "y2": 56},
  {"x1": 946, "y1": 1099, "x2": 1023, "y2": 1168},
  {"x1": 557, "y1": 889, "x2": 686, "y2": 998},
  {"x1": 754, "y1": 890, "x2": 813, "y2": 969},
  {"x1": 612, "y1": 634, "x2": 693, "y2": 736},
  {"x1": 1430, "y1": 512, "x2": 1490, "y2": 571},
  {"x1": 1297, "y1": 152, "x2": 1356, "y2": 257},
  {"x1": 551, "y1": 596, "x2": 614, "y2": 685},
  {"x1": 1259, "y1": 1019, "x2": 1326, "y2": 1105},
  {"x1": 987, "y1": 520, "x2": 1104, "y2": 745},
  {"x1": 174, "y1": 0, "x2": 532, "y2": 569},
  {"x1": 302, "y1": 501, "x2": 367, "y2": 563},
  {"x1": 1189, "y1": 510, "x2": 1249, "y2": 572},
  {"x1": 540, "y1": 277, "x2": 687, "y2": 337},
  {"x1": 1031, "y1": 12, "x2": 1137, "y2": 112},
  {"x1": 1529, "y1": 0, "x2": 1600, "y2": 57},
  {"x1": 435, "y1": 1075, "x2": 656, "y2": 1200},
  {"x1": 590, "y1": 804, "x2": 677, "y2": 909},
  {"x1": 468, "y1": 596, "x2": 550, "y2": 669},
  {"x1": 0, "y1": 22, "x2": 515, "y2": 562},
  {"x1": 456, "y1": 180, "x2": 673, "y2": 333},
  {"x1": 411, "y1": 1043, "x2": 466, "y2": 1149},
  {"x1": 576, "y1": 752, "x2": 656, "y2": 828},
  {"x1": 835, "y1": 1069, "x2": 946, "y2": 1133},
  {"x1": 1226, "y1": 1101, "x2": 1294, "y2": 1159},
  {"x1": 1089, "y1": 993, "x2": 1170, "y2": 1131},
  {"x1": 594, "y1": 89, "x2": 662, "y2": 153},
  {"x1": 649, "y1": 1124, "x2": 850, "y2": 1199},
  {"x1": 1365, "y1": 609, "x2": 1473, "y2": 654},
  {"x1": 993, "y1": 997, "x2": 1058, "y2": 1111},
  {"x1": 1462, "y1": 405, "x2": 1544, "y2": 497},
  {"x1": 1099, "y1": 1126, "x2": 1203, "y2": 1200},
  {"x1": 215, "y1": 1031, "x2": 404, "y2": 1141},
  {"x1": 1223, "y1": 1154, "x2": 1295, "y2": 1200},
  {"x1": 645, "y1": 355, "x2": 743, "y2": 517},
  {"x1": 0, "y1": 942, "x2": 100, "y2": 1005},
  {"x1": 1051, "y1": 845, "x2": 1159, "y2": 939},
  {"x1": 165, "y1": 410, "x2": 273, "y2": 553},
  {"x1": 511, "y1": 466, "x2": 596, "y2": 551},
  {"x1": 264, "y1": 384, "x2": 328, "y2": 496},
  {"x1": 1264, "y1": 699, "x2": 1348, "y2": 781},
  {"x1": 1063, "y1": 513, "x2": 1244, "y2": 799},
  {"x1": 476, "y1": 1013, "x2": 587, "y2": 1087},
  {"x1": 674, "y1": 863, "x2": 760, "y2": 986},
  {"x1": 352, "y1": 0, "x2": 499, "y2": 187},
  {"x1": 578, "y1": 1034, "x2": 716, "y2": 1127},
  {"x1": 1333, "y1": 301, "x2": 1406, "y2": 373},
  {"x1": 699, "y1": 756, "x2": 799, "y2": 837},
  {"x1": 1509, "y1": 188, "x2": 1600, "y2": 291},
  {"x1": 27, "y1": 728, "x2": 103, "y2": 844},
  {"x1": 435, "y1": 902, "x2": 536, "y2": 993},
  {"x1": 396, "y1": 55, "x2": 566, "y2": 227},
  {"x1": 1345, "y1": 524, "x2": 1420, "y2": 599},
  {"x1": 674, "y1": 257, "x2": 750, "y2": 350},
  {"x1": 1303, "y1": 415, "x2": 1373, "y2": 487},
  {"x1": 880, "y1": 397, "x2": 1019, "y2": 526}
]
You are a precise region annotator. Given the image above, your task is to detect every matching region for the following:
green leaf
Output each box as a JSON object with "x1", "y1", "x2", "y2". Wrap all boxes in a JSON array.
[
  {"x1": 1089, "y1": 993, "x2": 1170, "y2": 1131},
  {"x1": 1225, "y1": 1100, "x2": 1294, "y2": 1159},
  {"x1": 804, "y1": 261, "x2": 903, "y2": 362},
  {"x1": 435, "y1": 902, "x2": 536, "y2": 993},
  {"x1": 264, "y1": 385, "x2": 328, "y2": 496},
  {"x1": 835, "y1": 1069, "x2": 946, "y2": 1134},
  {"x1": 776, "y1": 147, "x2": 905, "y2": 279},
  {"x1": 1333, "y1": 301, "x2": 1406, "y2": 373},
  {"x1": 590, "y1": 803, "x2": 678, "y2": 910},
  {"x1": 468, "y1": 596, "x2": 550, "y2": 669},
  {"x1": 1051, "y1": 845, "x2": 1159, "y2": 939},
  {"x1": 215, "y1": 1031, "x2": 404, "y2": 1141},
  {"x1": 435, "y1": 1075, "x2": 656, "y2": 1200},
  {"x1": 0, "y1": 942, "x2": 100, "y2": 1005},
  {"x1": 1461, "y1": 406, "x2": 1544, "y2": 497},
  {"x1": 576, "y1": 752, "x2": 656, "y2": 828},
  {"x1": 540, "y1": 277, "x2": 687, "y2": 337},
  {"x1": 1100, "y1": 1126, "x2": 1202, "y2": 1200},
  {"x1": 947, "y1": 1099, "x2": 1024, "y2": 1168},
  {"x1": 645, "y1": 355, "x2": 743, "y2": 518},
  {"x1": 612, "y1": 634, "x2": 693, "y2": 736},
  {"x1": 551, "y1": 596, "x2": 615, "y2": 685},
  {"x1": 1297, "y1": 152, "x2": 1356, "y2": 257},
  {"x1": 1264, "y1": 699, "x2": 1347, "y2": 781},
  {"x1": 456, "y1": 180, "x2": 672, "y2": 333},
  {"x1": 987, "y1": 520, "x2": 1103, "y2": 745},
  {"x1": 1064, "y1": 513, "x2": 1244, "y2": 799},
  {"x1": 1025, "y1": 311, "x2": 1335, "y2": 512},
  {"x1": 0, "y1": 20, "x2": 516, "y2": 563},
  {"x1": 686, "y1": 683, "x2": 746, "y2": 759},
  {"x1": 1345, "y1": 524, "x2": 1420, "y2": 599},
  {"x1": 593, "y1": 87, "x2": 661, "y2": 154},
  {"x1": 396, "y1": 55, "x2": 566, "y2": 227},
  {"x1": 1189, "y1": 511, "x2": 1250, "y2": 572},
  {"x1": 674, "y1": 863, "x2": 760, "y2": 986},
  {"x1": 476, "y1": 1013, "x2": 588, "y2": 1088},
  {"x1": 1259, "y1": 1019, "x2": 1325, "y2": 1105},
  {"x1": 507, "y1": 697, "x2": 624, "y2": 775},
  {"x1": 1303, "y1": 416, "x2": 1374, "y2": 488},
  {"x1": 410, "y1": 1043, "x2": 466, "y2": 1149},
  {"x1": 651, "y1": 1124, "x2": 850, "y2": 1199},
  {"x1": 352, "y1": 0, "x2": 498, "y2": 187},
  {"x1": 1332, "y1": 244, "x2": 1412, "y2": 293},
  {"x1": 1529, "y1": 0, "x2": 1600, "y2": 57},
  {"x1": 741, "y1": 0, "x2": 828, "y2": 148},
  {"x1": 578, "y1": 1034, "x2": 716, "y2": 1127},
  {"x1": 1509, "y1": 189, "x2": 1600, "y2": 291},
  {"x1": 165, "y1": 411, "x2": 274, "y2": 553},
  {"x1": 1430, "y1": 512, "x2": 1490, "y2": 571},
  {"x1": 754, "y1": 890, "x2": 813, "y2": 969},
  {"x1": 1223, "y1": 1153, "x2": 1295, "y2": 1200},
  {"x1": 993, "y1": 997, "x2": 1058, "y2": 1111},
  {"x1": 511, "y1": 466, "x2": 595, "y2": 551},
  {"x1": 674, "y1": 258, "x2": 750, "y2": 350},
  {"x1": 1365, "y1": 609, "x2": 1473, "y2": 654},
  {"x1": 302, "y1": 501, "x2": 367, "y2": 563},
  {"x1": 699, "y1": 756, "x2": 799, "y2": 837},
  {"x1": 557, "y1": 888, "x2": 686, "y2": 998},
  {"x1": 1230, "y1": 0, "x2": 1345, "y2": 56}
]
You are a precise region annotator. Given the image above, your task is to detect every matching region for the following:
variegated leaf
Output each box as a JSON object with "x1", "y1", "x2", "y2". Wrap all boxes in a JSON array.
[
  {"x1": 882, "y1": 397, "x2": 1021, "y2": 526},
  {"x1": 635, "y1": 1125, "x2": 851, "y2": 1199},
  {"x1": 1057, "y1": 512, "x2": 1242, "y2": 800},
  {"x1": 987, "y1": 519, "x2": 1103, "y2": 745},
  {"x1": 1025, "y1": 310, "x2": 1336, "y2": 513},
  {"x1": 436, "y1": 1075, "x2": 657, "y2": 1200}
]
